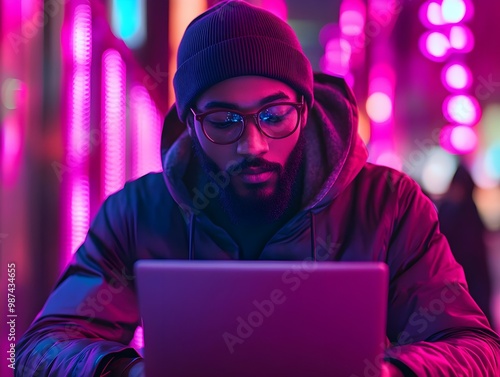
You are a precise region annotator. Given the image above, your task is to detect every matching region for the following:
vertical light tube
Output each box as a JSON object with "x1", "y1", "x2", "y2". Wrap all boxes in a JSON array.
[
  {"x1": 65, "y1": 3, "x2": 92, "y2": 262},
  {"x1": 168, "y1": 0, "x2": 207, "y2": 107},
  {"x1": 130, "y1": 85, "x2": 162, "y2": 179},
  {"x1": 102, "y1": 49, "x2": 126, "y2": 199},
  {"x1": 111, "y1": 0, "x2": 147, "y2": 49}
]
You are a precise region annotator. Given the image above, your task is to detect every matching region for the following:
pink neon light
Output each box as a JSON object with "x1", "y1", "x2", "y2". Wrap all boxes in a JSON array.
[
  {"x1": 102, "y1": 49, "x2": 126, "y2": 198},
  {"x1": 1, "y1": 115, "x2": 22, "y2": 185},
  {"x1": 73, "y1": 5, "x2": 92, "y2": 66},
  {"x1": 340, "y1": 11, "x2": 365, "y2": 36},
  {"x1": 440, "y1": 125, "x2": 477, "y2": 154},
  {"x1": 340, "y1": 2, "x2": 365, "y2": 37},
  {"x1": 443, "y1": 95, "x2": 480, "y2": 125},
  {"x1": 366, "y1": 92, "x2": 392, "y2": 123},
  {"x1": 425, "y1": 32, "x2": 450, "y2": 58},
  {"x1": 442, "y1": 63, "x2": 471, "y2": 91},
  {"x1": 449, "y1": 26, "x2": 474, "y2": 52},
  {"x1": 425, "y1": 2, "x2": 445, "y2": 26},
  {"x1": 131, "y1": 86, "x2": 162, "y2": 179},
  {"x1": 320, "y1": 38, "x2": 351, "y2": 76},
  {"x1": 450, "y1": 125, "x2": 477, "y2": 153},
  {"x1": 66, "y1": 3, "x2": 92, "y2": 258},
  {"x1": 442, "y1": 0, "x2": 466, "y2": 23},
  {"x1": 70, "y1": 176, "x2": 90, "y2": 253}
]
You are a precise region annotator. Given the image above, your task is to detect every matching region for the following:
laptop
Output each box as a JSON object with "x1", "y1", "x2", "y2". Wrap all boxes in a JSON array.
[{"x1": 135, "y1": 260, "x2": 388, "y2": 377}]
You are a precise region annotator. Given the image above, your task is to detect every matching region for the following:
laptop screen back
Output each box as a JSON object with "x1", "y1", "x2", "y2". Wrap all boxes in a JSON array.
[{"x1": 135, "y1": 260, "x2": 388, "y2": 377}]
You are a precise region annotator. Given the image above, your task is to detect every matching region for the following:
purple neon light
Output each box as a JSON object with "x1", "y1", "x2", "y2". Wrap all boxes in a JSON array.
[
  {"x1": 442, "y1": 0, "x2": 467, "y2": 23},
  {"x1": 339, "y1": 0, "x2": 365, "y2": 37},
  {"x1": 130, "y1": 85, "x2": 162, "y2": 179},
  {"x1": 443, "y1": 94, "x2": 481, "y2": 125},
  {"x1": 440, "y1": 125, "x2": 478, "y2": 154},
  {"x1": 102, "y1": 49, "x2": 126, "y2": 199},
  {"x1": 449, "y1": 25, "x2": 474, "y2": 52},
  {"x1": 442, "y1": 63, "x2": 472, "y2": 91},
  {"x1": 66, "y1": 3, "x2": 92, "y2": 257}
]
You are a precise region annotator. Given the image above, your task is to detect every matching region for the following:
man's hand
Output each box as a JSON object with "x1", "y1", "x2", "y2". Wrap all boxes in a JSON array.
[
  {"x1": 127, "y1": 360, "x2": 145, "y2": 377},
  {"x1": 381, "y1": 362, "x2": 405, "y2": 377}
]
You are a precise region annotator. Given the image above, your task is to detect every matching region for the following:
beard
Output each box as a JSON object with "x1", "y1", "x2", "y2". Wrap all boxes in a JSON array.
[{"x1": 191, "y1": 133, "x2": 305, "y2": 225}]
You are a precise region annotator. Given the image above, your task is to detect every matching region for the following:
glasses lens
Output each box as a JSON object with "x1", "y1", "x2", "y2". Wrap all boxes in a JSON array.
[
  {"x1": 203, "y1": 111, "x2": 244, "y2": 143},
  {"x1": 258, "y1": 104, "x2": 299, "y2": 138}
]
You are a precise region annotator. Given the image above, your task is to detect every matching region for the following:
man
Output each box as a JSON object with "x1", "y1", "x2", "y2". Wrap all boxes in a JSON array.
[{"x1": 16, "y1": 1, "x2": 500, "y2": 376}]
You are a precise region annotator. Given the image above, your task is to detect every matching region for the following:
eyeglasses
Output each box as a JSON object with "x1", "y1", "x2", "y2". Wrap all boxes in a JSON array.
[{"x1": 190, "y1": 96, "x2": 304, "y2": 145}]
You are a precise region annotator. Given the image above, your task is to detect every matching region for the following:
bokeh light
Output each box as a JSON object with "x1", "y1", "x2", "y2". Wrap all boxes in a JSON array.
[
  {"x1": 320, "y1": 38, "x2": 351, "y2": 76},
  {"x1": 441, "y1": 0, "x2": 466, "y2": 23},
  {"x1": 442, "y1": 63, "x2": 471, "y2": 91},
  {"x1": 443, "y1": 94, "x2": 480, "y2": 125},
  {"x1": 366, "y1": 92, "x2": 393, "y2": 123},
  {"x1": 420, "y1": 31, "x2": 450, "y2": 61},
  {"x1": 421, "y1": 147, "x2": 458, "y2": 195},
  {"x1": 485, "y1": 143, "x2": 500, "y2": 180},
  {"x1": 440, "y1": 125, "x2": 478, "y2": 154},
  {"x1": 449, "y1": 25, "x2": 474, "y2": 52}
]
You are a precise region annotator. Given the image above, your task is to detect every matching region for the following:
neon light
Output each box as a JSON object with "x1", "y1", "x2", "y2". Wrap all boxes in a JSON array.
[
  {"x1": 102, "y1": 49, "x2": 126, "y2": 199},
  {"x1": 1, "y1": 115, "x2": 22, "y2": 185},
  {"x1": 111, "y1": 0, "x2": 146, "y2": 49},
  {"x1": 425, "y1": 2, "x2": 445, "y2": 26},
  {"x1": 340, "y1": 10, "x2": 365, "y2": 36},
  {"x1": 442, "y1": 63, "x2": 471, "y2": 91},
  {"x1": 443, "y1": 95, "x2": 480, "y2": 125},
  {"x1": 442, "y1": 0, "x2": 466, "y2": 24},
  {"x1": 366, "y1": 92, "x2": 392, "y2": 123},
  {"x1": 449, "y1": 25, "x2": 474, "y2": 52},
  {"x1": 70, "y1": 176, "x2": 90, "y2": 254},
  {"x1": 450, "y1": 125, "x2": 477, "y2": 153},
  {"x1": 168, "y1": 0, "x2": 207, "y2": 107},
  {"x1": 320, "y1": 38, "x2": 351, "y2": 76},
  {"x1": 131, "y1": 85, "x2": 162, "y2": 179},
  {"x1": 66, "y1": 3, "x2": 92, "y2": 260},
  {"x1": 425, "y1": 32, "x2": 450, "y2": 58}
]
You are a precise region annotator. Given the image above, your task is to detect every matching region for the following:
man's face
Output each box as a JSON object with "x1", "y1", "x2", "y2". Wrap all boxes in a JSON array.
[{"x1": 190, "y1": 76, "x2": 306, "y2": 220}]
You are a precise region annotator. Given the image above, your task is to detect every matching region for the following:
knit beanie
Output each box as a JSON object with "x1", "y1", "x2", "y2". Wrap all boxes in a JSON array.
[{"x1": 173, "y1": 0, "x2": 314, "y2": 122}]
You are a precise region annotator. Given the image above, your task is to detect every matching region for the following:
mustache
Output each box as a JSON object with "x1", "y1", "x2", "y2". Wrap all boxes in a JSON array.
[{"x1": 228, "y1": 157, "x2": 282, "y2": 173}]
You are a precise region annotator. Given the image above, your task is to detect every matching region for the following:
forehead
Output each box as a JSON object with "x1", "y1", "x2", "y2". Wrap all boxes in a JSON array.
[{"x1": 196, "y1": 76, "x2": 298, "y2": 111}]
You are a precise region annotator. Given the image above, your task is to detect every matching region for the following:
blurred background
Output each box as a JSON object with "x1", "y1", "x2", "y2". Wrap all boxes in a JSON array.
[{"x1": 1, "y1": 0, "x2": 500, "y2": 375}]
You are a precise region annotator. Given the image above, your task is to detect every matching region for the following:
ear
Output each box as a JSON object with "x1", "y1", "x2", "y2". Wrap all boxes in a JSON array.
[
  {"x1": 186, "y1": 114, "x2": 195, "y2": 137},
  {"x1": 300, "y1": 105, "x2": 309, "y2": 129}
]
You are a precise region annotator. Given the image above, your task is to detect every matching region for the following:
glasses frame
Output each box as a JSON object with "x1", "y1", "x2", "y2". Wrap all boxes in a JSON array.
[{"x1": 190, "y1": 96, "x2": 305, "y2": 145}]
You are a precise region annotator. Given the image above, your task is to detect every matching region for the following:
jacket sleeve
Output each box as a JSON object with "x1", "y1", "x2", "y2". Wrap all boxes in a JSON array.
[
  {"x1": 384, "y1": 174, "x2": 500, "y2": 376},
  {"x1": 15, "y1": 190, "x2": 142, "y2": 377}
]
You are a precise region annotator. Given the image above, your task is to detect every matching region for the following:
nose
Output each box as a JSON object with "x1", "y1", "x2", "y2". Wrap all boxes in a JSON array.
[{"x1": 236, "y1": 117, "x2": 269, "y2": 157}]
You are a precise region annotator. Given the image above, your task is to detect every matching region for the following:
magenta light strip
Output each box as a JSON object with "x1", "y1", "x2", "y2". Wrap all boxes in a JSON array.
[
  {"x1": 65, "y1": 3, "x2": 92, "y2": 260},
  {"x1": 130, "y1": 85, "x2": 162, "y2": 179},
  {"x1": 102, "y1": 49, "x2": 126, "y2": 199}
]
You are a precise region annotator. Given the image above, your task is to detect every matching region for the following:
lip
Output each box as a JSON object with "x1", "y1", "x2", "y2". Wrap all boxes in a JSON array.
[{"x1": 239, "y1": 169, "x2": 275, "y2": 184}]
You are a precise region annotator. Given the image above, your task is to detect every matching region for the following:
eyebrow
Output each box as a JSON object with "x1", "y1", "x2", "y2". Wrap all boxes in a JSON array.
[{"x1": 201, "y1": 91, "x2": 292, "y2": 111}]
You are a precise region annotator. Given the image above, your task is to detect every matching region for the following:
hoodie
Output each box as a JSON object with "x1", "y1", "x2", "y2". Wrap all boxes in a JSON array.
[{"x1": 16, "y1": 73, "x2": 500, "y2": 376}]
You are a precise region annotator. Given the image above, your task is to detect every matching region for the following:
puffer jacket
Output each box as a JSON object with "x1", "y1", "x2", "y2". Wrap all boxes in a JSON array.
[{"x1": 16, "y1": 73, "x2": 500, "y2": 376}]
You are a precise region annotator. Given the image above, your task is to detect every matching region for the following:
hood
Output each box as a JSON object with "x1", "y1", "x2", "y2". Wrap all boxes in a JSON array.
[{"x1": 160, "y1": 72, "x2": 368, "y2": 215}]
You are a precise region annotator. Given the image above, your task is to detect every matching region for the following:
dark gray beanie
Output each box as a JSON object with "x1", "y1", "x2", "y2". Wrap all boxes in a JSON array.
[{"x1": 173, "y1": 0, "x2": 314, "y2": 122}]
